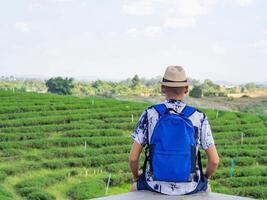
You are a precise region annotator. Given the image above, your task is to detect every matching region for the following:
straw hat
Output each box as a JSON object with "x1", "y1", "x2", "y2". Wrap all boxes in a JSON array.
[{"x1": 160, "y1": 66, "x2": 190, "y2": 87}]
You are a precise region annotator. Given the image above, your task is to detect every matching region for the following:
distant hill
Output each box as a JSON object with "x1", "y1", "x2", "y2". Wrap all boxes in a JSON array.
[
  {"x1": 256, "y1": 81, "x2": 267, "y2": 87},
  {"x1": 213, "y1": 80, "x2": 267, "y2": 87}
]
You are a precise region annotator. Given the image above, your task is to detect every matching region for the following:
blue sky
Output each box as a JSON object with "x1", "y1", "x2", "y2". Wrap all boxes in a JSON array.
[{"x1": 0, "y1": 0, "x2": 266, "y2": 82}]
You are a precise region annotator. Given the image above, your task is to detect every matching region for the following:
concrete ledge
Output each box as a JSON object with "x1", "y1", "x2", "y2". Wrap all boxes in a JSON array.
[{"x1": 93, "y1": 191, "x2": 255, "y2": 200}]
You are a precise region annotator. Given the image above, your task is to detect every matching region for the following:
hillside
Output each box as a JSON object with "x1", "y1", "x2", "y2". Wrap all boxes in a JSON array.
[
  {"x1": 0, "y1": 91, "x2": 266, "y2": 200},
  {"x1": 117, "y1": 95, "x2": 267, "y2": 115}
]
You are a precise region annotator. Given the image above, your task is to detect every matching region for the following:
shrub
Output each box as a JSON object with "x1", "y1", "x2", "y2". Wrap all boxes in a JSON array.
[
  {"x1": 67, "y1": 179, "x2": 105, "y2": 200},
  {"x1": 28, "y1": 190, "x2": 56, "y2": 200},
  {"x1": 189, "y1": 86, "x2": 202, "y2": 98},
  {"x1": 232, "y1": 186, "x2": 267, "y2": 199},
  {"x1": 0, "y1": 171, "x2": 7, "y2": 182},
  {"x1": 15, "y1": 173, "x2": 66, "y2": 191},
  {"x1": 17, "y1": 187, "x2": 38, "y2": 197},
  {"x1": 0, "y1": 195, "x2": 13, "y2": 200},
  {"x1": 0, "y1": 186, "x2": 13, "y2": 200}
]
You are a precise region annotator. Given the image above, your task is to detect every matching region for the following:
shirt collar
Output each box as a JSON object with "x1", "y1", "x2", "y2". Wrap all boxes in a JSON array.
[{"x1": 165, "y1": 99, "x2": 183, "y2": 103}]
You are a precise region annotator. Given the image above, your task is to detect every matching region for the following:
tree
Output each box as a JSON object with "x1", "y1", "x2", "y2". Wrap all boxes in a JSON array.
[
  {"x1": 203, "y1": 79, "x2": 220, "y2": 90},
  {"x1": 188, "y1": 78, "x2": 201, "y2": 87},
  {"x1": 189, "y1": 86, "x2": 202, "y2": 98},
  {"x1": 131, "y1": 75, "x2": 140, "y2": 89},
  {"x1": 245, "y1": 82, "x2": 256, "y2": 91},
  {"x1": 45, "y1": 77, "x2": 74, "y2": 95}
]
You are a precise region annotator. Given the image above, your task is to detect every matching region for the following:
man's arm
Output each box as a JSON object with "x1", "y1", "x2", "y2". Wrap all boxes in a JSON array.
[
  {"x1": 129, "y1": 141, "x2": 142, "y2": 182},
  {"x1": 205, "y1": 144, "x2": 219, "y2": 179}
]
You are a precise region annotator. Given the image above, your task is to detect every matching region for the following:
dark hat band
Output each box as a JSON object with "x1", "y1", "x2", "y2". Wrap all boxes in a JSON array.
[{"x1": 162, "y1": 78, "x2": 188, "y2": 83}]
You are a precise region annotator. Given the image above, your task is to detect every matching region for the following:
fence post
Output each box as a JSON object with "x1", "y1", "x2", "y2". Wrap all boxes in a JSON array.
[
  {"x1": 131, "y1": 114, "x2": 134, "y2": 123},
  {"x1": 216, "y1": 110, "x2": 219, "y2": 119},
  {"x1": 230, "y1": 159, "x2": 235, "y2": 177},
  {"x1": 84, "y1": 141, "x2": 87, "y2": 151},
  {"x1": 241, "y1": 132, "x2": 244, "y2": 145},
  {"x1": 105, "y1": 174, "x2": 111, "y2": 195}
]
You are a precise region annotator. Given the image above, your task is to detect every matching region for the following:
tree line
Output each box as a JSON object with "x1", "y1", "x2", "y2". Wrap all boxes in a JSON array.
[{"x1": 0, "y1": 75, "x2": 261, "y2": 98}]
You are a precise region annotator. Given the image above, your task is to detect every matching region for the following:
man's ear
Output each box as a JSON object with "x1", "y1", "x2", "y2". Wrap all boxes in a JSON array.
[
  {"x1": 184, "y1": 86, "x2": 189, "y2": 94},
  {"x1": 160, "y1": 85, "x2": 165, "y2": 94}
]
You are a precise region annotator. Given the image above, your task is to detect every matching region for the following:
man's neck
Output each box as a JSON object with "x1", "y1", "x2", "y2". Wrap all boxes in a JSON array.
[{"x1": 165, "y1": 95, "x2": 184, "y2": 101}]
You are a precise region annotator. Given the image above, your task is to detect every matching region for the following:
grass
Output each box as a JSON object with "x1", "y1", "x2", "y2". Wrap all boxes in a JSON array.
[{"x1": 0, "y1": 90, "x2": 266, "y2": 199}]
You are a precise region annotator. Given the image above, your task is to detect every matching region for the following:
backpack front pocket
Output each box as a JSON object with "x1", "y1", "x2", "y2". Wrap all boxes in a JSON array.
[{"x1": 151, "y1": 150, "x2": 191, "y2": 182}]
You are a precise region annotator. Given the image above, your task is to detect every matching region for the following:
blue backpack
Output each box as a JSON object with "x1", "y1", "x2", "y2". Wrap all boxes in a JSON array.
[{"x1": 143, "y1": 103, "x2": 202, "y2": 182}]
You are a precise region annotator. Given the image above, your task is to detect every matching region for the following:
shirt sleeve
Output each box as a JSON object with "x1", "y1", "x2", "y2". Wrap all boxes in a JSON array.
[
  {"x1": 199, "y1": 114, "x2": 215, "y2": 150},
  {"x1": 131, "y1": 110, "x2": 148, "y2": 146}
]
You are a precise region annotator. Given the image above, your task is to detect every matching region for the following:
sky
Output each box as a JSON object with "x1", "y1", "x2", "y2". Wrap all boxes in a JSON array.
[{"x1": 0, "y1": 0, "x2": 266, "y2": 82}]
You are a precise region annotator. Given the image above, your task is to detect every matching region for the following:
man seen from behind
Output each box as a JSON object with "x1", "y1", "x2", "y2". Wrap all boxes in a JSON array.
[{"x1": 129, "y1": 66, "x2": 219, "y2": 195}]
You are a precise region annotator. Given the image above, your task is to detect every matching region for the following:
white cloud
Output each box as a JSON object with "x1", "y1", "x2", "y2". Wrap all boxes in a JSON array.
[
  {"x1": 127, "y1": 26, "x2": 162, "y2": 37},
  {"x1": 122, "y1": 0, "x2": 217, "y2": 30},
  {"x1": 253, "y1": 40, "x2": 267, "y2": 56},
  {"x1": 50, "y1": 0, "x2": 73, "y2": 2},
  {"x1": 260, "y1": 49, "x2": 267, "y2": 56},
  {"x1": 162, "y1": 46, "x2": 185, "y2": 58},
  {"x1": 254, "y1": 40, "x2": 267, "y2": 48},
  {"x1": 161, "y1": 0, "x2": 216, "y2": 29},
  {"x1": 81, "y1": 1, "x2": 87, "y2": 7},
  {"x1": 233, "y1": 0, "x2": 254, "y2": 7},
  {"x1": 211, "y1": 43, "x2": 227, "y2": 56},
  {"x1": 122, "y1": 0, "x2": 254, "y2": 33},
  {"x1": 168, "y1": 0, "x2": 217, "y2": 18},
  {"x1": 143, "y1": 26, "x2": 162, "y2": 37},
  {"x1": 264, "y1": 28, "x2": 267, "y2": 35},
  {"x1": 127, "y1": 28, "x2": 139, "y2": 37},
  {"x1": 122, "y1": 0, "x2": 217, "y2": 17},
  {"x1": 164, "y1": 17, "x2": 196, "y2": 28},
  {"x1": 15, "y1": 22, "x2": 30, "y2": 32},
  {"x1": 122, "y1": 0, "x2": 155, "y2": 15}
]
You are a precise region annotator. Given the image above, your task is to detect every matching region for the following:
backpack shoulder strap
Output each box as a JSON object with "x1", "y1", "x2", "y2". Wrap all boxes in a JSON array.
[
  {"x1": 181, "y1": 105, "x2": 197, "y2": 118},
  {"x1": 153, "y1": 103, "x2": 167, "y2": 117},
  {"x1": 142, "y1": 103, "x2": 166, "y2": 173},
  {"x1": 197, "y1": 150, "x2": 205, "y2": 182}
]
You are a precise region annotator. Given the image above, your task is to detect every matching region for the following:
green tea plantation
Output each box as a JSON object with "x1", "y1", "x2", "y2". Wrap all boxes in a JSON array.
[{"x1": 0, "y1": 90, "x2": 266, "y2": 200}]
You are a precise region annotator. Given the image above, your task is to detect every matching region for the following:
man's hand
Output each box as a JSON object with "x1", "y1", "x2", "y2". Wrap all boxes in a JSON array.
[
  {"x1": 130, "y1": 182, "x2": 138, "y2": 192},
  {"x1": 206, "y1": 183, "x2": 212, "y2": 192},
  {"x1": 129, "y1": 141, "x2": 142, "y2": 183},
  {"x1": 205, "y1": 144, "x2": 219, "y2": 179}
]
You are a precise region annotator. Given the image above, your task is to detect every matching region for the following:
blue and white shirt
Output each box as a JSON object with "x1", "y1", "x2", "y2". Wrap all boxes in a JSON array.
[{"x1": 131, "y1": 99, "x2": 215, "y2": 195}]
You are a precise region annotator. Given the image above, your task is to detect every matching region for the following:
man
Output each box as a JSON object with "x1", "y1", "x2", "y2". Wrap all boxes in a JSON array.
[{"x1": 129, "y1": 66, "x2": 219, "y2": 194}]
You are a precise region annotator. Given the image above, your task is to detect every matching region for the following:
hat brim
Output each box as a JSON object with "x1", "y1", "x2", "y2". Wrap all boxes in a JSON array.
[{"x1": 160, "y1": 81, "x2": 190, "y2": 87}]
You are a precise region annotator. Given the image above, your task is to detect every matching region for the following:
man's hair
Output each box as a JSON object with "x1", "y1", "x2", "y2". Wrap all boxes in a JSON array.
[{"x1": 162, "y1": 85, "x2": 186, "y2": 95}]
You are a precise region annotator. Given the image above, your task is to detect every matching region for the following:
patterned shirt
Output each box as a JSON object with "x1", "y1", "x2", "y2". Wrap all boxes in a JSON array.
[{"x1": 131, "y1": 99, "x2": 215, "y2": 195}]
